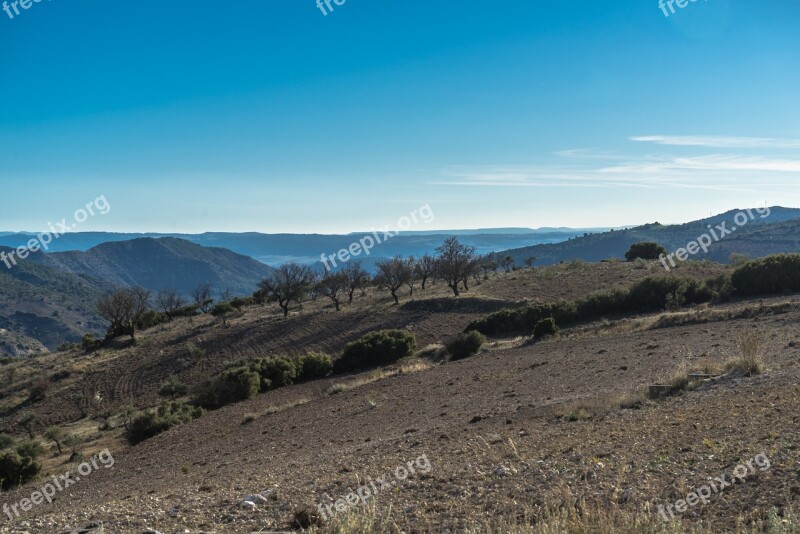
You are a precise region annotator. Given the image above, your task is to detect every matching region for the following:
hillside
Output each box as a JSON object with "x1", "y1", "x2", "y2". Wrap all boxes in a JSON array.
[
  {"x1": 0, "y1": 238, "x2": 276, "y2": 357},
  {"x1": 498, "y1": 206, "x2": 800, "y2": 266},
  {"x1": 2, "y1": 259, "x2": 799, "y2": 532},
  {"x1": 0, "y1": 249, "x2": 111, "y2": 357},
  {"x1": 28, "y1": 237, "x2": 274, "y2": 297}
]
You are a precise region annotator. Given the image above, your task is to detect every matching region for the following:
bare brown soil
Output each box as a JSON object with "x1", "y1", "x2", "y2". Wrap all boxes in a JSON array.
[{"x1": 1, "y1": 261, "x2": 796, "y2": 534}]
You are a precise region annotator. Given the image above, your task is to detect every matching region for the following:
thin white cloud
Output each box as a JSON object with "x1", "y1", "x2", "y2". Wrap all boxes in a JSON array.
[
  {"x1": 631, "y1": 135, "x2": 800, "y2": 149},
  {"x1": 432, "y1": 136, "x2": 800, "y2": 196}
]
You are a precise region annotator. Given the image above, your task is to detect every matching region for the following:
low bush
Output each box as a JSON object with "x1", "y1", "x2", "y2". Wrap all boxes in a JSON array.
[
  {"x1": 0, "y1": 450, "x2": 41, "y2": 490},
  {"x1": 446, "y1": 331, "x2": 486, "y2": 361},
  {"x1": 254, "y1": 356, "x2": 298, "y2": 390},
  {"x1": 158, "y1": 376, "x2": 188, "y2": 399},
  {"x1": 193, "y1": 367, "x2": 261, "y2": 409},
  {"x1": 625, "y1": 242, "x2": 667, "y2": 261},
  {"x1": 533, "y1": 318, "x2": 559, "y2": 340},
  {"x1": 136, "y1": 310, "x2": 169, "y2": 330},
  {"x1": 731, "y1": 254, "x2": 800, "y2": 296},
  {"x1": 334, "y1": 330, "x2": 417, "y2": 373},
  {"x1": 127, "y1": 402, "x2": 204, "y2": 444},
  {"x1": 81, "y1": 333, "x2": 99, "y2": 351},
  {"x1": 296, "y1": 352, "x2": 333, "y2": 381},
  {"x1": 466, "y1": 275, "x2": 725, "y2": 337},
  {"x1": 229, "y1": 296, "x2": 255, "y2": 309}
]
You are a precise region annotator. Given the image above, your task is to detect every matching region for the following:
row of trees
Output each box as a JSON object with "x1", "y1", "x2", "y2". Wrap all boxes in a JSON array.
[
  {"x1": 94, "y1": 238, "x2": 537, "y2": 338},
  {"x1": 96, "y1": 282, "x2": 222, "y2": 341},
  {"x1": 256, "y1": 237, "x2": 537, "y2": 313}
]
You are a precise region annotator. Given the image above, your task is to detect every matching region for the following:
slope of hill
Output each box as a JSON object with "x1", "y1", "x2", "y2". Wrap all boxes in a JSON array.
[
  {"x1": 28, "y1": 237, "x2": 274, "y2": 297},
  {"x1": 0, "y1": 260, "x2": 797, "y2": 533},
  {"x1": 0, "y1": 247, "x2": 111, "y2": 357},
  {"x1": 498, "y1": 206, "x2": 800, "y2": 266}
]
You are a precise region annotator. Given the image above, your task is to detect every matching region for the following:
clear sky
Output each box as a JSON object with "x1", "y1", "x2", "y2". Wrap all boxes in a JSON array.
[{"x1": 0, "y1": 0, "x2": 798, "y2": 233}]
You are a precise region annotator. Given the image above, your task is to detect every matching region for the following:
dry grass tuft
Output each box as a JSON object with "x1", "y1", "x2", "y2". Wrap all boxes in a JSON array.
[
  {"x1": 326, "y1": 359, "x2": 433, "y2": 396},
  {"x1": 725, "y1": 330, "x2": 767, "y2": 376}
]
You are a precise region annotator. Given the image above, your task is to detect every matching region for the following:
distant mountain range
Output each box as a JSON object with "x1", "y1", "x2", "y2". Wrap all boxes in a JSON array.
[
  {"x1": 26, "y1": 237, "x2": 274, "y2": 297},
  {"x1": 0, "y1": 209, "x2": 798, "y2": 358},
  {"x1": 0, "y1": 228, "x2": 610, "y2": 270},
  {"x1": 497, "y1": 207, "x2": 800, "y2": 266}
]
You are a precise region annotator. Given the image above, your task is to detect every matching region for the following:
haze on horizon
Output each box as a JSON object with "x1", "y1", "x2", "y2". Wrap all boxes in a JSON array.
[{"x1": 1, "y1": 1, "x2": 798, "y2": 234}]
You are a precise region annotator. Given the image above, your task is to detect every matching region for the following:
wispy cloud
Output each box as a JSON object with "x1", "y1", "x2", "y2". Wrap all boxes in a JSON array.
[
  {"x1": 432, "y1": 138, "x2": 800, "y2": 194},
  {"x1": 631, "y1": 135, "x2": 800, "y2": 149}
]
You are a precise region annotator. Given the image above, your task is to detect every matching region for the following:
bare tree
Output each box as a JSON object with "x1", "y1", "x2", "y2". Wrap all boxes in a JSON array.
[
  {"x1": 155, "y1": 288, "x2": 186, "y2": 320},
  {"x1": 435, "y1": 237, "x2": 477, "y2": 297},
  {"x1": 192, "y1": 283, "x2": 214, "y2": 313},
  {"x1": 480, "y1": 257, "x2": 498, "y2": 279},
  {"x1": 525, "y1": 256, "x2": 537, "y2": 268},
  {"x1": 257, "y1": 263, "x2": 316, "y2": 317},
  {"x1": 343, "y1": 261, "x2": 370, "y2": 304},
  {"x1": 375, "y1": 257, "x2": 413, "y2": 305},
  {"x1": 17, "y1": 413, "x2": 36, "y2": 439},
  {"x1": 405, "y1": 257, "x2": 418, "y2": 296},
  {"x1": 499, "y1": 256, "x2": 515, "y2": 273},
  {"x1": 317, "y1": 272, "x2": 349, "y2": 311},
  {"x1": 415, "y1": 254, "x2": 436, "y2": 290},
  {"x1": 97, "y1": 287, "x2": 151, "y2": 340}
]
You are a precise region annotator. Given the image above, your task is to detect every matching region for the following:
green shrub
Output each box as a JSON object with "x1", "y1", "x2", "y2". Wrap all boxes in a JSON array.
[
  {"x1": 467, "y1": 275, "x2": 722, "y2": 337},
  {"x1": 446, "y1": 331, "x2": 486, "y2": 361},
  {"x1": 127, "y1": 402, "x2": 205, "y2": 444},
  {"x1": 731, "y1": 254, "x2": 800, "y2": 296},
  {"x1": 211, "y1": 302, "x2": 237, "y2": 325},
  {"x1": 533, "y1": 318, "x2": 559, "y2": 340},
  {"x1": 136, "y1": 310, "x2": 170, "y2": 330},
  {"x1": 296, "y1": 352, "x2": 333, "y2": 381},
  {"x1": 159, "y1": 376, "x2": 188, "y2": 399},
  {"x1": 625, "y1": 242, "x2": 667, "y2": 261},
  {"x1": 229, "y1": 296, "x2": 255, "y2": 309},
  {"x1": 0, "y1": 450, "x2": 41, "y2": 490},
  {"x1": 81, "y1": 333, "x2": 99, "y2": 351},
  {"x1": 15, "y1": 439, "x2": 45, "y2": 459},
  {"x1": 0, "y1": 434, "x2": 14, "y2": 450},
  {"x1": 334, "y1": 330, "x2": 417, "y2": 373},
  {"x1": 254, "y1": 356, "x2": 298, "y2": 390},
  {"x1": 173, "y1": 304, "x2": 201, "y2": 318},
  {"x1": 194, "y1": 367, "x2": 261, "y2": 409}
]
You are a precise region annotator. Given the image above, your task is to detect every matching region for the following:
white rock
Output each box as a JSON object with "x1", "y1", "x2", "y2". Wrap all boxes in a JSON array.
[
  {"x1": 240, "y1": 500, "x2": 257, "y2": 510},
  {"x1": 245, "y1": 494, "x2": 269, "y2": 504}
]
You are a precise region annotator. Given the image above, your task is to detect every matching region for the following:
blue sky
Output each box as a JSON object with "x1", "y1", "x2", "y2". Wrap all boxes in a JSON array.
[{"x1": 0, "y1": 0, "x2": 798, "y2": 233}]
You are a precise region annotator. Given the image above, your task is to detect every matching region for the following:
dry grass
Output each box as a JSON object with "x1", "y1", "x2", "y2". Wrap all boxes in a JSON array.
[
  {"x1": 725, "y1": 330, "x2": 767, "y2": 376},
  {"x1": 326, "y1": 359, "x2": 434, "y2": 396},
  {"x1": 257, "y1": 396, "x2": 313, "y2": 416},
  {"x1": 556, "y1": 391, "x2": 648, "y2": 421},
  {"x1": 309, "y1": 499, "x2": 799, "y2": 533}
]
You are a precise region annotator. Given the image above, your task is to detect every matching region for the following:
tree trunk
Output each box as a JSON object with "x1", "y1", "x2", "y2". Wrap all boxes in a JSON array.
[{"x1": 391, "y1": 289, "x2": 399, "y2": 305}]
